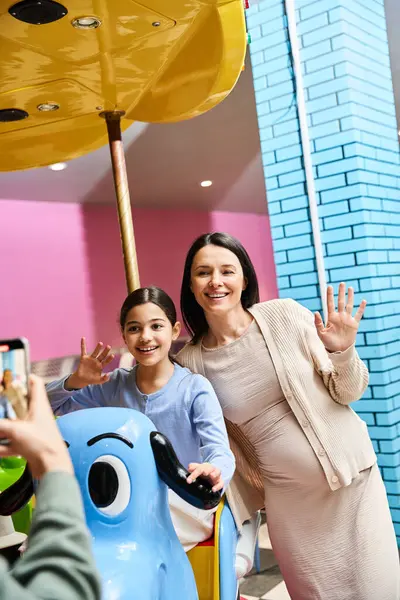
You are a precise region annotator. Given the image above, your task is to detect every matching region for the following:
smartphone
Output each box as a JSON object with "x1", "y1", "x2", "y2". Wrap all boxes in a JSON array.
[{"x1": 0, "y1": 338, "x2": 30, "y2": 443}]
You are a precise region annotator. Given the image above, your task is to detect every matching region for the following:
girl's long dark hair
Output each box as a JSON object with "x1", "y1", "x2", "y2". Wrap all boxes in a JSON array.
[
  {"x1": 0, "y1": 369, "x2": 12, "y2": 390},
  {"x1": 120, "y1": 286, "x2": 177, "y2": 329},
  {"x1": 180, "y1": 233, "x2": 260, "y2": 344}
]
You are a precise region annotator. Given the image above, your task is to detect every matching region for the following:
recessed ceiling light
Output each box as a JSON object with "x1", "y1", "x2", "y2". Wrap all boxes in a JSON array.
[
  {"x1": 37, "y1": 102, "x2": 60, "y2": 112},
  {"x1": 200, "y1": 180, "x2": 213, "y2": 187},
  {"x1": 72, "y1": 16, "x2": 101, "y2": 29},
  {"x1": 49, "y1": 162, "x2": 67, "y2": 171}
]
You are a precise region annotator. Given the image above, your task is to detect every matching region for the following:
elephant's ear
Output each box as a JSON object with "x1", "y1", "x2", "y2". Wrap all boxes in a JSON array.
[
  {"x1": 150, "y1": 431, "x2": 221, "y2": 510},
  {"x1": 0, "y1": 465, "x2": 34, "y2": 516}
]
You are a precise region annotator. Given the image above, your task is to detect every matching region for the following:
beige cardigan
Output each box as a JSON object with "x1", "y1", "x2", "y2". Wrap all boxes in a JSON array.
[{"x1": 177, "y1": 298, "x2": 376, "y2": 531}]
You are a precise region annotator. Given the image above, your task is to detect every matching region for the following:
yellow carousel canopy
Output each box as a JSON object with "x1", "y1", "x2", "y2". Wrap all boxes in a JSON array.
[{"x1": 0, "y1": 0, "x2": 247, "y2": 171}]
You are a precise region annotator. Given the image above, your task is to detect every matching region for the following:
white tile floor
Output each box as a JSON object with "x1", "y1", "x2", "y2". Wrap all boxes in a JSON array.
[
  {"x1": 240, "y1": 524, "x2": 291, "y2": 600},
  {"x1": 241, "y1": 581, "x2": 290, "y2": 600},
  {"x1": 261, "y1": 581, "x2": 290, "y2": 599}
]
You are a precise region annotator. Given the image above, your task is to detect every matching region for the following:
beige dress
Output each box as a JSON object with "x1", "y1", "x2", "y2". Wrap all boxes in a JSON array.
[{"x1": 202, "y1": 320, "x2": 399, "y2": 600}]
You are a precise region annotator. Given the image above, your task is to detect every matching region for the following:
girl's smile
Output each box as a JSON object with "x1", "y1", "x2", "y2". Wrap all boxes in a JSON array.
[{"x1": 123, "y1": 302, "x2": 180, "y2": 367}]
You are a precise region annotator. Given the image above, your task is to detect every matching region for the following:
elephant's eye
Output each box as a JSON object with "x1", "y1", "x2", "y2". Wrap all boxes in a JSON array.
[{"x1": 88, "y1": 455, "x2": 130, "y2": 516}]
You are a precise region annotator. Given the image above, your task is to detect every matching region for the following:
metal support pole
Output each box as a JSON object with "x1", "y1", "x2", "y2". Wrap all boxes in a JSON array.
[{"x1": 100, "y1": 110, "x2": 140, "y2": 293}]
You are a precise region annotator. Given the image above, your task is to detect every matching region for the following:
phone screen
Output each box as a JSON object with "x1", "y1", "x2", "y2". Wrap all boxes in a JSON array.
[{"x1": 0, "y1": 339, "x2": 30, "y2": 422}]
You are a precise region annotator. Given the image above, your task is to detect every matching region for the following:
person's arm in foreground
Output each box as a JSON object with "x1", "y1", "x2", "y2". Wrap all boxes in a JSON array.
[{"x1": 0, "y1": 375, "x2": 101, "y2": 600}]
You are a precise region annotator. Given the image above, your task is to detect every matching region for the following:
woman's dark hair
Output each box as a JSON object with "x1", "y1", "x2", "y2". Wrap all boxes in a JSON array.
[
  {"x1": 180, "y1": 232, "x2": 260, "y2": 344},
  {"x1": 1, "y1": 369, "x2": 12, "y2": 389},
  {"x1": 119, "y1": 286, "x2": 177, "y2": 330}
]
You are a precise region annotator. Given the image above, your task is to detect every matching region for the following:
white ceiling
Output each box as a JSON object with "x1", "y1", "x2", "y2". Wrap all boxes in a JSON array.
[
  {"x1": 1, "y1": 2, "x2": 399, "y2": 215},
  {"x1": 0, "y1": 52, "x2": 268, "y2": 214}
]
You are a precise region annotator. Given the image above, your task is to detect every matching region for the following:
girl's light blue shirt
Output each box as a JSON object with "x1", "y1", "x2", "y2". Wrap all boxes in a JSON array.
[{"x1": 46, "y1": 363, "x2": 235, "y2": 488}]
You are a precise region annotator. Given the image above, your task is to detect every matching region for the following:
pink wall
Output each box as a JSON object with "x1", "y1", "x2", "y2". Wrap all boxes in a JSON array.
[
  {"x1": 0, "y1": 200, "x2": 95, "y2": 361},
  {"x1": 82, "y1": 206, "x2": 213, "y2": 349},
  {"x1": 83, "y1": 205, "x2": 278, "y2": 348},
  {"x1": 0, "y1": 200, "x2": 277, "y2": 360}
]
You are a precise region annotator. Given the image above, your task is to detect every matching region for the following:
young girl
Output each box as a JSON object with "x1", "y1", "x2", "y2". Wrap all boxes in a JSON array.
[{"x1": 46, "y1": 286, "x2": 235, "y2": 551}]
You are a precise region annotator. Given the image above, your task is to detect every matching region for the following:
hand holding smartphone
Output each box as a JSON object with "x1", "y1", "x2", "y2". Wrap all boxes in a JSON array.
[{"x1": 0, "y1": 339, "x2": 30, "y2": 443}]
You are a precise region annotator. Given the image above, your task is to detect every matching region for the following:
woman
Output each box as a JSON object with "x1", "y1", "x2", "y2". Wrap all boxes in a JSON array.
[
  {"x1": 177, "y1": 232, "x2": 399, "y2": 600},
  {"x1": 0, "y1": 370, "x2": 27, "y2": 419}
]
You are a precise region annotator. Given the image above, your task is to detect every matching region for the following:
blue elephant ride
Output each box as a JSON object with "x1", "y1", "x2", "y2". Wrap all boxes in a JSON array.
[{"x1": 0, "y1": 408, "x2": 260, "y2": 600}]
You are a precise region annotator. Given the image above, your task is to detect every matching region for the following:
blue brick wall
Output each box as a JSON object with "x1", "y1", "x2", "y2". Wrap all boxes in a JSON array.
[{"x1": 248, "y1": 0, "x2": 400, "y2": 543}]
